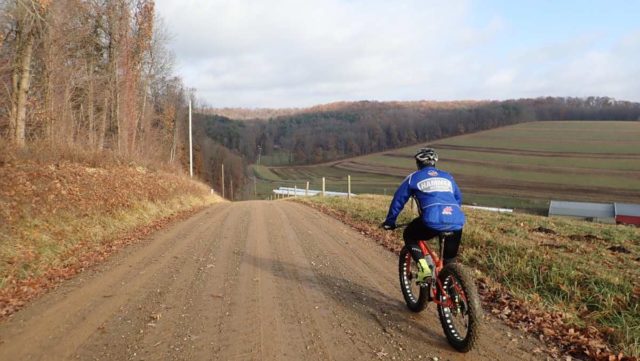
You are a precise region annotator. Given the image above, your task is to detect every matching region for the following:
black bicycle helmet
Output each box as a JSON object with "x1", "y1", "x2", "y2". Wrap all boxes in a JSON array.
[{"x1": 415, "y1": 147, "x2": 438, "y2": 168}]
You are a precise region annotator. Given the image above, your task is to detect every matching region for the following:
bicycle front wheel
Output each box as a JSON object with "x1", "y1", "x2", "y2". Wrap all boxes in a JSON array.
[
  {"x1": 436, "y1": 263, "x2": 482, "y2": 352},
  {"x1": 398, "y1": 246, "x2": 429, "y2": 312}
]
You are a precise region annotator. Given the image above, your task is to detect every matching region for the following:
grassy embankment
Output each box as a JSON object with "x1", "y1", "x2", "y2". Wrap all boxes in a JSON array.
[
  {"x1": 295, "y1": 195, "x2": 640, "y2": 357},
  {"x1": 0, "y1": 145, "x2": 222, "y2": 317}
]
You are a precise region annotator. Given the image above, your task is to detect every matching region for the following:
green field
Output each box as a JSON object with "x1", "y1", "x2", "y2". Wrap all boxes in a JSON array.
[
  {"x1": 254, "y1": 121, "x2": 640, "y2": 212},
  {"x1": 258, "y1": 150, "x2": 294, "y2": 166},
  {"x1": 436, "y1": 121, "x2": 640, "y2": 153}
]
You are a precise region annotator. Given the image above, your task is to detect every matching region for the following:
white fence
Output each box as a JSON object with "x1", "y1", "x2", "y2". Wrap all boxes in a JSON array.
[
  {"x1": 273, "y1": 186, "x2": 355, "y2": 198},
  {"x1": 463, "y1": 205, "x2": 513, "y2": 213}
]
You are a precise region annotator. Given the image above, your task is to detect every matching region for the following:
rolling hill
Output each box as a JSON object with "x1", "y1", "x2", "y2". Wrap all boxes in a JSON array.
[{"x1": 253, "y1": 121, "x2": 640, "y2": 212}]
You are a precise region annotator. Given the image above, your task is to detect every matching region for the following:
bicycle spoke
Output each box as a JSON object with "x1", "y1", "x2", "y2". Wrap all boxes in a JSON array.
[{"x1": 441, "y1": 276, "x2": 470, "y2": 339}]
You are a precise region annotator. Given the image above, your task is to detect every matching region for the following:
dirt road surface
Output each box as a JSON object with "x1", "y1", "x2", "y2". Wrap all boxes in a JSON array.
[{"x1": 0, "y1": 201, "x2": 547, "y2": 360}]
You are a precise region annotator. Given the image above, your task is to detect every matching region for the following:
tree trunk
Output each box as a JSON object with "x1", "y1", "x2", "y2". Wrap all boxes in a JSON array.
[
  {"x1": 61, "y1": 83, "x2": 71, "y2": 145},
  {"x1": 133, "y1": 80, "x2": 148, "y2": 154},
  {"x1": 87, "y1": 61, "x2": 95, "y2": 147},
  {"x1": 10, "y1": 26, "x2": 35, "y2": 148},
  {"x1": 98, "y1": 96, "x2": 108, "y2": 150},
  {"x1": 170, "y1": 108, "x2": 178, "y2": 162},
  {"x1": 107, "y1": 1, "x2": 121, "y2": 153},
  {"x1": 9, "y1": 28, "x2": 20, "y2": 143},
  {"x1": 43, "y1": 48, "x2": 54, "y2": 143}
]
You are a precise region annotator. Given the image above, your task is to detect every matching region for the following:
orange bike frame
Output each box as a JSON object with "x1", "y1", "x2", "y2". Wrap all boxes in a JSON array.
[
  {"x1": 418, "y1": 240, "x2": 443, "y2": 273},
  {"x1": 416, "y1": 239, "x2": 464, "y2": 308}
]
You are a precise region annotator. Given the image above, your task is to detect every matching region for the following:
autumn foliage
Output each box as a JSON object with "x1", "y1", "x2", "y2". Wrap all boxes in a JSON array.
[
  {"x1": 0, "y1": 144, "x2": 220, "y2": 318},
  {"x1": 0, "y1": 0, "x2": 190, "y2": 165},
  {"x1": 201, "y1": 97, "x2": 640, "y2": 166}
]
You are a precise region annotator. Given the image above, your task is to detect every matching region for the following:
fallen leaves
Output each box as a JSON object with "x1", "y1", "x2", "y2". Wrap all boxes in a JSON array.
[
  {"x1": 533, "y1": 226, "x2": 557, "y2": 234},
  {"x1": 1, "y1": 159, "x2": 209, "y2": 230},
  {"x1": 149, "y1": 313, "x2": 162, "y2": 321},
  {"x1": 569, "y1": 234, "x2": 605, "y2": 242},
  {"x1": 607, "y1": 245, "x2": 631, "y2": 254},
  {"x1": 300, "y1": 199, "x2": 639, "y2": 361},
  {"x1": 478, "y1": 277, "x2": 636, "y2": 361},
  {"x1": 0, "y1": 157, "x2": 218, "y2": 320},
  {"x1": 375, "y1": 350, "x2": 388, "y2": 358},
  {"x1": 0, "y1": 204, "x2": 207, "y2": 320}
]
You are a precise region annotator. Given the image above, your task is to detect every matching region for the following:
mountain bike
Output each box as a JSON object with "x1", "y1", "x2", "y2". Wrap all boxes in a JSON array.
[{"x1": 397, "y1": 229, "x2": 482, "y2": 352}]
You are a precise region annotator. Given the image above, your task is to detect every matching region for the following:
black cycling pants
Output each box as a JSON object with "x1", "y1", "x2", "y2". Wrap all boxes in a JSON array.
[{"x1": 403, "y1": 217, "x2": 462, "y2": 265}]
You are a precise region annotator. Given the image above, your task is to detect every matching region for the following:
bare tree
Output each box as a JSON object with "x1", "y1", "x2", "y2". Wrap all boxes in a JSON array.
[
  {"x1": 0, "y1": 0, "x2": 191, "y2": 168},
  {"x1": 5, "y1": 0, "x2": 49, "y2": 147}
]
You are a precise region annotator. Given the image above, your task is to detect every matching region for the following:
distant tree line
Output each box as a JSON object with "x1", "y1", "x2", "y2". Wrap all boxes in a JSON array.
[{"x1": 196, "y1": 96, "x2": 640, "y2": 166}]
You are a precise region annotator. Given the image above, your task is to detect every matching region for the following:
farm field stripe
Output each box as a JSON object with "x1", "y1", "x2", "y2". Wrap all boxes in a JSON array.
[{"x1": 384, "y1": 145, "x2": 640, "y2": 159}]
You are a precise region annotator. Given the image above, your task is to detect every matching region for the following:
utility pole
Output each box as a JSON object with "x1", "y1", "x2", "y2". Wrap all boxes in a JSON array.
[
  {"x1": 230, "y1": 178, "x2": 234, "y2": 201},
  {"x1": 221, "y1": 163, "x2": 225, "y2": 199},
  {"x1": 188, "y1": 100, "x2": 193, "y2": 177},
  {"x1": 253, "y1": 176, "x2": 257, "y2": 199},
  {"x1": 257, "y1": 145, "x2": 262, "y2": 165}
]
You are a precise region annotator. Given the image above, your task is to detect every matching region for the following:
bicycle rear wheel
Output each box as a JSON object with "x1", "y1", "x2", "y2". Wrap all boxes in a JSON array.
[
  {"x1": 436, "y1": 263, "x2": 482, "y2": 352},
  {"x1": 398, "y1": 246, "x2": 429, "y2": 312}
]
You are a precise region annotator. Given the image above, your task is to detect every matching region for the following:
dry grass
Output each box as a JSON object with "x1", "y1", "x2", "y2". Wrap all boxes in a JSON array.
[
  {"x1": 0, "y1": 139, "x2": 182, "y2": 173},
  {"x1": 0, "y1": 195, "x2": 218, "y2": 287},
  {"x1": 0, "y1": 142, "x2": 223, "y2": 316},
  {"x1": 296, "y1": 195, "x2": 640, "y2": 358}
]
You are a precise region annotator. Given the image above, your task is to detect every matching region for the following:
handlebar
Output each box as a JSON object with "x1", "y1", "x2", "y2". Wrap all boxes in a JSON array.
[{"x1": 381, "y1": 222, "x2": 409, "y2": 230}]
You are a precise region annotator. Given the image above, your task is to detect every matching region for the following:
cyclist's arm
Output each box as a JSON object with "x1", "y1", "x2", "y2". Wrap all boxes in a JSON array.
[
  {"x1": 453, "y1": 179, "x2": 463, "y2": 206},
  {"x1": 384, "y1": 177, "x2": 412, "y2": 225}
]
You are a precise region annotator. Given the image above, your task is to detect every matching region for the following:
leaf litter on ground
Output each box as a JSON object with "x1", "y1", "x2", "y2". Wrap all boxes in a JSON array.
[{"x1": 295, "y1": 195, "x2": 639, "y2": 360}]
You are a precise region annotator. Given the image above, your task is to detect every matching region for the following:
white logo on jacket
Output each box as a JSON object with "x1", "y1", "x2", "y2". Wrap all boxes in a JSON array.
[{"x1": 417, "y1": 177, "x2": 453, "y2": 193}]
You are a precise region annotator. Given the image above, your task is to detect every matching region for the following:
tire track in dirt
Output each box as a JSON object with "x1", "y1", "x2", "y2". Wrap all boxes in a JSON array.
[
  {"x1": 0, "y1": 201, "x2": 549, "y2": 360},
  {"x1": 76, "y1": 204, "x2": 236, "y2": 360},
  {"x1": 266, "y1": 203, "x2": 339, "y2": 359},
  {"x1": 117, "y1": 202, "x2": 246, "y2": 361},
  {"x1": 207, "y1": 202, "x2": 275, "y2": 360}
]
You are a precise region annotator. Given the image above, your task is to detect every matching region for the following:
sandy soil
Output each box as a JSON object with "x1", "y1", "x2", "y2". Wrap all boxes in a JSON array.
[{"x1": 0, "y1": 201, "x2": 548, "y2": 361}]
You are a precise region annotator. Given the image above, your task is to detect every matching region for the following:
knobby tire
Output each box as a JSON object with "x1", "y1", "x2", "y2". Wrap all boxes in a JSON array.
[
  {"x1": 436, "y1": 263, "x2": 482, "y2": 352},
  {"x1": 398, "y1": 246, "x2": 429, "y2": 312}
]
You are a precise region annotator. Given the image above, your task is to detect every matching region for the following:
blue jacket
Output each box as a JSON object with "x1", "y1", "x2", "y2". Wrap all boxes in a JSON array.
[{"x1": 385, "y1": 166, "x2": 465, "y2": 231}]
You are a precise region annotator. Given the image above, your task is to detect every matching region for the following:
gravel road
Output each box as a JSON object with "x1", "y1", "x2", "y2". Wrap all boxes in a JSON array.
[{"x1": 0, "y1": 201, "x2": 546, "y2": 360}]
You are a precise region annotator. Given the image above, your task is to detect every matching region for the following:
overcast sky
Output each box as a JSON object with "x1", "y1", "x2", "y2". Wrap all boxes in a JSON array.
[{"x1": 155, "y1": 0, "x2": 640, "y2": 108}]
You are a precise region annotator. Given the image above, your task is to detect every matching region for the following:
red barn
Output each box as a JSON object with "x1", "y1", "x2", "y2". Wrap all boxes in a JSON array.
[{"x1": 614, "y1": 203, "x2": 640, "y2": 226}]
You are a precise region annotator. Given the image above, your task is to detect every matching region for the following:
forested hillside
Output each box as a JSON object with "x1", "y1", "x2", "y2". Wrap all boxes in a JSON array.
[
  {"x1": 0, "y1": 0, "x2": 255, "y2": 200},
  {"x1": 0, "y1": 0, "x2": 191, "y2": 167},
  {"x1": 197, "y1": 97, "x2": 640, "y2": 166}
]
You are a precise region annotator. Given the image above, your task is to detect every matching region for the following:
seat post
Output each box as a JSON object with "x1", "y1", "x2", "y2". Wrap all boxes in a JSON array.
[{"x1": 439, "y1": 232, "x2": 454, "y2": 263}]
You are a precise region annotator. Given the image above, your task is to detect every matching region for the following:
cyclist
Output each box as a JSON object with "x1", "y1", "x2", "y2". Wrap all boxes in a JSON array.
[{"x1": 381, "y1": 147, "x2": 465, "y2": 283}]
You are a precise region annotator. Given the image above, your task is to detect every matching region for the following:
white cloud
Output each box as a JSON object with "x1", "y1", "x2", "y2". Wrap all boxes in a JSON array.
[
  {"x1": 480, "y1": 32, "x2": 640, "y2": 100},
  {"x1": 156, "y1": 0, "x2": 640, "y2": 107}
]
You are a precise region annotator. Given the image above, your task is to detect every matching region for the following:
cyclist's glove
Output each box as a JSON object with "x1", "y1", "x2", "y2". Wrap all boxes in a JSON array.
[{"x1": 381, "y1": 221, "x2": 396, "y2": 231}]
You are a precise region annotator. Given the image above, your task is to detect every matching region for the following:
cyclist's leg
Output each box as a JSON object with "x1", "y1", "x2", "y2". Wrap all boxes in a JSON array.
[
  {"x1": 403, "y1": 218, "x2": 438, "y2": 262},
  {"x1": 442, "y1": 229, "x2": 462, "y2": 265}
]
